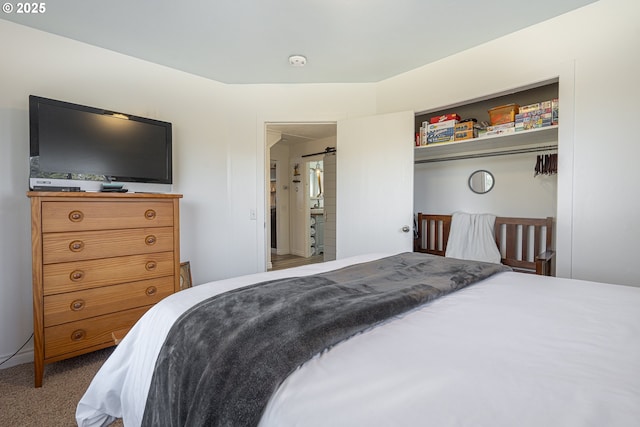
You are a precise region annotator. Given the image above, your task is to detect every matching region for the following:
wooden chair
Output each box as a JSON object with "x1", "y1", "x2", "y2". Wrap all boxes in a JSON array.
[{"x1": 416, "y1": 213, "x2": 555, "y2": 276}]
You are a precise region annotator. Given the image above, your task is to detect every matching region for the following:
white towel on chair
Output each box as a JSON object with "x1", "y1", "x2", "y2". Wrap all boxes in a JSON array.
[{"x1": 445, "y1": 212, "x2": 501, "y2": 264}]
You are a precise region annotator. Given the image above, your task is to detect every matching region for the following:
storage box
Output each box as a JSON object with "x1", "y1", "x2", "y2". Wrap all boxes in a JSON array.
[
  {"x1": 480, "y1": 127, "x2": 516, "y2": 138},
  {"x1": 454, "y1": 129, "x2": 477, "y2": 141},
  {"x1": 516, "y1": 108, "x2": 552, "y2": 120},
  {"x1": 488, "y1": 103, "x2": 519, "y2": 125},
  {"x1": 416, "y1": 130, "x2": 424, "y2": 147},
  {"x1": 426, "y1": 119, "x2": 457, "y2": 131},
  {"x1": 552, "y1": 98, "x2": 559, "y2": 125},
  {"x1": 430, "y1": 113, "x2": 461, "y2": 124},
  {"x1": 519, "y1": 102, "x2": 541, "y2": 113},
  {"x1": 516, "y1": 112, "x2": 552, "y2": 123},
  {"x1": 454, "y1": 121, "x2": 477, "y2": 132},
  {"x1": 520, "y1": 100, "x2": 553, "y2": 113},
  {"x1": 515, "y1": 117, "x2": 553, "y2": 132},
  {"x1": 427, "y1": 135, "x2": 455, "y2": 144},
  {"x1": 486, "y1": 122, "x2": 515, "y2": 132},
  {"x1": 427, "y1": 127, "x2": 455, "y2": 143}
]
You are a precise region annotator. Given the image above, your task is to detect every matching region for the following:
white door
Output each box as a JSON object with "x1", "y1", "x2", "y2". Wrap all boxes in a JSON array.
[{"x1": 336, "y1": 111, "x2": 414, "y2": 258}]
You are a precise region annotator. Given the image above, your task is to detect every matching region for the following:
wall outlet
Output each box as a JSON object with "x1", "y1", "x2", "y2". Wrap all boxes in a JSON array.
[{"x1": 249, "y1": 209, "x2": 257, "y2": 220}]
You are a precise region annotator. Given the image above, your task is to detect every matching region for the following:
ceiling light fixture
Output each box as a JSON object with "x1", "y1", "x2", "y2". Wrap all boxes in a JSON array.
[{"x1": 288, "y1": 55, "x2": 307, "y2": 67}]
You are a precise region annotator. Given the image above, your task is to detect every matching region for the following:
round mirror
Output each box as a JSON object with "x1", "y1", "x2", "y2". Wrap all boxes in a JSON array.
[{"x1": 468, "y1": 170, "x2": 495, "y2": 194}]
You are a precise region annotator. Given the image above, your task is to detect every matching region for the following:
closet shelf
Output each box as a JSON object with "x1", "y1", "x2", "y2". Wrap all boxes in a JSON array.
[{"x1": 414, "y1": 125, "x2": 558, "y2": 163}]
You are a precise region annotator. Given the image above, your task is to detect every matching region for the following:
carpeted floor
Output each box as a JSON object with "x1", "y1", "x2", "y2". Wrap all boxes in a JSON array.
[{"x1": 0, "y1": 348, "x2": 123, "y2": 426}]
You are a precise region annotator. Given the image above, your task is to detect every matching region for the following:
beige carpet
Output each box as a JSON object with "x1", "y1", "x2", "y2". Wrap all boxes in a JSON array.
[{"x1": 0, "y1": 348, "x2": 123, "y2": 426}]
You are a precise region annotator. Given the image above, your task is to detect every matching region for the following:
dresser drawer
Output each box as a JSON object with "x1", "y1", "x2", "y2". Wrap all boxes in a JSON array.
[
  {"x1": 44, "y1": 276, "x2": 174, "y2": 327},
  {"x1": 43, "y1": 252, "x2": 175, "y2": 295},
  {"x1": 42, "y1": 227, "x2": 174, "y2": 264},
  {"x1": 44, "y1": 305, "x2": 150, "y2": 359},
  {"x1": 42, "y1": 201, "x2": 174, "y2": 232}
]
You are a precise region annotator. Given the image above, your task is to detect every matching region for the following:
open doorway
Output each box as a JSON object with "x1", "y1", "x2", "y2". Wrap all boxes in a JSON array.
[{"x1": 266, "y1": 122, "x2": 337, "y2": 271}]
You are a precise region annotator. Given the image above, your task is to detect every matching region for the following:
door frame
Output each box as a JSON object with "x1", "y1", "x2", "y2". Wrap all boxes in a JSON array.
[{"x1": 258, "y1": 114, "x2": 344, "y2": 272}]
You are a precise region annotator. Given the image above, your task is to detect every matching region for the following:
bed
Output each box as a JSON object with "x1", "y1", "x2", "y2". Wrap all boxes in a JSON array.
[{"x1": 76, "y1": 252, "x2": 640, "y2": 427}]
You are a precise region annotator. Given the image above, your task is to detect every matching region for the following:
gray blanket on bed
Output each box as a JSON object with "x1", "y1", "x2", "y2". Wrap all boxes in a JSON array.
[{"x1": 141, "y1": 252, "x2": 509, "y2": 427}]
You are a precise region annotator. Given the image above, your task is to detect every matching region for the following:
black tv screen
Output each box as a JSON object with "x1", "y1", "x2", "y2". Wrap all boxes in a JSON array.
[{"x1": 29, "y1": 95, "x2": 172, "y2": 191}]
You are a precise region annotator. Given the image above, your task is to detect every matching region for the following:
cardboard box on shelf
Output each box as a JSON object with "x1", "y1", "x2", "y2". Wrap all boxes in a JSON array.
[
  {"x1": 519, "y1": 102, "x2": 541, "y2": 113},
  {"x1": 454, "y1": 129, "x2": 477, "y2": 141},
  {"x1": 486, "y1": 122, "x2": 515, "y2": 132},
  {"x1": 480, "y1": 127, "x2": 516, "y2": 138},
  {"x1": 429, "y1": 113, "x2": 461, "y2": 124},
  {"x1": 520, "y1": 100, "x2": 553, "y2": 114},
  {"x1": 427, "y1": 127, "x2": 455, "y2": 144},
  {"x1": 516, "y1": 108, "x2": 552, "y2": 120},
  {"x1": 426, "y1": 119, "x2": 457, "y2": 131},
  {"x1": 454, "y1": 121, "x2": 477, "y2": 132},
  {"x1": 416, "y1": 129, "x2": 425, "y2": 146},
  {"x1": 515, "y1": 118, "x2": 553, "y2": 132},
  {"x1": 516, "y1": 112, "x2": 552, "y2": 123},
  {"x1": 427, "y1": 136, "x2": 455, "y2": 144}
]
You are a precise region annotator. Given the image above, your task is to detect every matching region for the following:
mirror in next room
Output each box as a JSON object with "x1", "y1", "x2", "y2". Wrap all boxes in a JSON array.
[{"x1": 309, "y1": 160, "x2": 324, "y2": 206}]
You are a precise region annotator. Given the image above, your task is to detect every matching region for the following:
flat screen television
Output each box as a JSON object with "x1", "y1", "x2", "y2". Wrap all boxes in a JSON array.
[{"x1": 29, "y1": 95, "x2": 172, "y2": 192}]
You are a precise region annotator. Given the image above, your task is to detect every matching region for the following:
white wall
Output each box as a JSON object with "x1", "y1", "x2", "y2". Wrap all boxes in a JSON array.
[
  {"x1": 377, "y1": 0, "x2": 640, "y2": 286},
  {"x1": 414, "y1": 153, "x2": 557, "y2": 218},
  {"x1": 0, "y1": 20, "x2": 376, "y2": 366}
]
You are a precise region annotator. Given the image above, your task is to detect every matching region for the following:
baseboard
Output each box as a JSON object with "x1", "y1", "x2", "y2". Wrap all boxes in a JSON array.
[{"x1": 0, "y1": 347, "x2": 34, "y2": 370}]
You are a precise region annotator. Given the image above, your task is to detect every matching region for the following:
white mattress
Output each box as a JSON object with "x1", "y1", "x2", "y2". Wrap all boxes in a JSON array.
[{"x1": 76, "y1": 253, "x2": 640, "y2": 427}]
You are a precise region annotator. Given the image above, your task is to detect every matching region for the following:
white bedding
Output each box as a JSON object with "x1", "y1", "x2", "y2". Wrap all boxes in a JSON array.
[{"x1": 76, "y1": 253, "x2": 640, "y2": 427}]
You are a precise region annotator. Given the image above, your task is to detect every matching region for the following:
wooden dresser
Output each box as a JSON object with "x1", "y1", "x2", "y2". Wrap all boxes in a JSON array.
[{"x1": 27, "y1": 191, "x2": 182, "y2": 387}]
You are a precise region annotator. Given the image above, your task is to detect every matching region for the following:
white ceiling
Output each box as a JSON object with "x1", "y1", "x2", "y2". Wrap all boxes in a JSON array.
[{"x1": 1, "y1": 0, "x2": 597, "y2": 85}]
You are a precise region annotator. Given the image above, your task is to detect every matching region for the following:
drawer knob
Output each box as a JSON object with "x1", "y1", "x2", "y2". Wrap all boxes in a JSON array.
[
  {"x1": 70, "y1": 299, "x2": 85, "y2": 311},
  {"x1": 68, "y1": 210, "x2": 84, "y2": 222},
  {"x1": 145, "y1": 235, "x2": 157, "y2": 245},
  {"x1": 69, "y1": 240, "x2": 85, "y2": 252},
  {"x1": 145, "y1": 261, "x2": 157, "y2": 271},
  {"x1": 145, "y1": 209, "x2": 157, "y2": 220},
  {"x1": 146, "y1": 286, "x2": 157, "y2": 296},
  {"x1": 71, "y1": 329, "x2": 86, "y2": 341},
  {"x1": 70, "y1": 270, "x2": 85, "y2": 281}
]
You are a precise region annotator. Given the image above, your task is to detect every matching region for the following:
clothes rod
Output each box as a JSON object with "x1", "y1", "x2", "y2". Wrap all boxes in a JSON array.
[
  {"x1": 301, "y1": 147, "x2": 336, "y2": 158},
  {"x1": 414, "y1": 144, "x2": 557, "y2": 164}
]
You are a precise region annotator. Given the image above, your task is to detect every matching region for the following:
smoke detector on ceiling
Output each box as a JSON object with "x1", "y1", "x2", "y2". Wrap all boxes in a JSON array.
[{"x1": 288, "y1": 55, "x2": 307, "y2": 67}]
